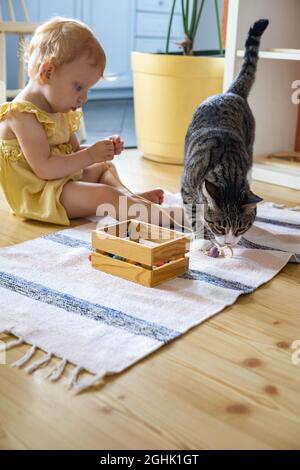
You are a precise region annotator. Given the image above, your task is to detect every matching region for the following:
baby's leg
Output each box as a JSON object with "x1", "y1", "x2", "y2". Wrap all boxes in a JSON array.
[
  {"x1": 80, "y1": 162, "x2": 164, "y2": 204},
  {"x1": 80, "y1": 162, "x2": 123, "y2": 188},
  {"x1": 60, "y1": 180, "x2": 184, "y2": 226}
]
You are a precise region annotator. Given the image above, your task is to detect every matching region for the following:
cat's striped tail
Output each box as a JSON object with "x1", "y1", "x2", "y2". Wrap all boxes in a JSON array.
[{"x1": 227, "y1": 18, "x2": 269, "y2": 99}]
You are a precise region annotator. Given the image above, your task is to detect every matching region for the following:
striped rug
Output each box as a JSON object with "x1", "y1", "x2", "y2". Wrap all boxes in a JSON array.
[{"x1": 0, "y1": 202, "x2": 299, "y2": 393}]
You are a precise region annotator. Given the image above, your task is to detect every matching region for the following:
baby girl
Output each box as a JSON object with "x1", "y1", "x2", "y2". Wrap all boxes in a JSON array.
[{"x1": 0, "y1": 17, "x2": 165, "y2": 226}]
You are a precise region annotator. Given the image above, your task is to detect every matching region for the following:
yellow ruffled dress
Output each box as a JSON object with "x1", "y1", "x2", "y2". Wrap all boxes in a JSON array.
[{"x1": 0, "y1": 100, "x2": 84, "y2": 226}]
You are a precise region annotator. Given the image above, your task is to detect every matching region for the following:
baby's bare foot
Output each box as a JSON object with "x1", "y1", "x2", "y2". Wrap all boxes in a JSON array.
[{"x1": 137, "y1": 188, "x2": 164, "y2": 205}]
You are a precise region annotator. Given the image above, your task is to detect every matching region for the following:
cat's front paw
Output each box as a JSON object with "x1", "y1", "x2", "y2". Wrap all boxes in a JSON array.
[{"x1": 191, "y1": 238, "x2": 213, "y2": 252}]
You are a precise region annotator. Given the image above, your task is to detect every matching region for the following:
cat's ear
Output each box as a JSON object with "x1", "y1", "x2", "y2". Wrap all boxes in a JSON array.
[
  {"x1": 242, "y1": 191, "x2": 263, "y2": 210},
  {"x1": 203, "y1": 180, "x2": 220, "y2": 207}
]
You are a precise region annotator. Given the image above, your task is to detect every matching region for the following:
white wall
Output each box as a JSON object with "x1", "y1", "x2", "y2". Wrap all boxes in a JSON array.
[
  {"x1": 4, "y1": 0, "x2": 224, "y2": 93},
  {"x1": 194, "y1": 0, "x2": 223, "y2": 52}
]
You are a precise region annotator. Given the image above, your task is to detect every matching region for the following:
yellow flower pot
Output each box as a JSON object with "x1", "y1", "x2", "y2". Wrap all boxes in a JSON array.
[{"x1": 131, "y1": 52, "x2": 224, "y2": 165}]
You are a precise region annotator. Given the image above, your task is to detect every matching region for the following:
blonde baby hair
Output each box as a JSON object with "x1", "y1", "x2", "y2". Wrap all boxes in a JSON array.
[{"x1": 25, "y1": 16, "x2": 106, "y2": 80}]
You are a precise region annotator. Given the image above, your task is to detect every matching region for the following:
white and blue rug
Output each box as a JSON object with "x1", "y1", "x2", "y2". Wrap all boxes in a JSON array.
[{"x1": 0, "y1": 201, "x2": 299, "y2": 392}]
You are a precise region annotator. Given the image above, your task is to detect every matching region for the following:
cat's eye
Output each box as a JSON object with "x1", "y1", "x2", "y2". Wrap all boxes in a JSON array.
[{"x1": 215, "y1": 225, "x2": 225, "y2": 234}]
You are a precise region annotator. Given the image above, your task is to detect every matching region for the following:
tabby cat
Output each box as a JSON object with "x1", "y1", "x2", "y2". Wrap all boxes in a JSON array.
[{"x1": 181, "y1": 18, "x2": 269, "y2": 248}]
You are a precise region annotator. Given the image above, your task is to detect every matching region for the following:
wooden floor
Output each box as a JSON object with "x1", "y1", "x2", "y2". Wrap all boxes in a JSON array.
[{"x1": 0, "y1": 150, "x2": 299, "y2": 450}]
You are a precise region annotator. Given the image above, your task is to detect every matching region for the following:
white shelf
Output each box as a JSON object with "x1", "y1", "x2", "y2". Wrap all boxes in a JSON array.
[
  {"x1": 237, "y1": 50, "x2": 300, "y2": 61},
  {"x1": 224, "y1": 0, "x2": 300, "y2": 189}
]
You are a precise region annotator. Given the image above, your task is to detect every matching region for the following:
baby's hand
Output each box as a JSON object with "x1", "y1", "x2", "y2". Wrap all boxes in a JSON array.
[
  {"x1": 107, "y1": 135, "x2": 124, "y2": 155},
  {"x1": 87, "y1": 140, "x2": 115, "y2": 163}
]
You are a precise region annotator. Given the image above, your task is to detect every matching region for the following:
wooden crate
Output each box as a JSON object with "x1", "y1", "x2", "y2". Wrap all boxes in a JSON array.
[{"x1": 91, "y1": 220, "x2": 190, "y2": 287}]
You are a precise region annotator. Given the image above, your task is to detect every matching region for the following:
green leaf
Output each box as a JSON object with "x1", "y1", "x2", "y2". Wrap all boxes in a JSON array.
[
  {"x1": 190, "y1": 0, "x2": 198, "y2": 36},
  {"x1": 214, "y1": 0, "x2": 223, "y2": 54},
  {"x1": 191, "y1": 0, "x2": 205, "y2": 39},
  {"x1": 181, "y1": 0, "x2": 187, "y2": 34},
  {"x1": 166, "y1": 0, "x2": 177, "y2": 53},
  {"x1": 185, "y1": 0, "x2": 190, "y2": 34}
]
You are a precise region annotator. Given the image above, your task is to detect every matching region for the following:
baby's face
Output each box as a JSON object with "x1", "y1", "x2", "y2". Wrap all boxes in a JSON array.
[{"x1": 43, "y1": 56, "x2": 104, "y2": 113}]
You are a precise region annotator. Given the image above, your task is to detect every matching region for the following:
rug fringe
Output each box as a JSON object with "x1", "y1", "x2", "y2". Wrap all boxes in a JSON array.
[
  {"x1": 45, "y1": 358, "x2": 67, "y2": 382},
  {"x1": 11, "y1": 345, "x2": 37, "y2": 368},
  {"x1": 0, "y1": 336, "x2": 23, "y2": 351},
  {"x1": 68, "y1": 365, "x2": 82, "y2": 390},
  {"x1": 1, "y1": 330, "x2": 105, "y2": 393},
  {"x1": 25, "y1": 352, "x2": 53, "y2": 374},
  {"x1": 68, "y1": 365, "x2": 104, "y2": 394},
  {"x1": 73, "y1": 374, "x2": 104, "y2": 395}
]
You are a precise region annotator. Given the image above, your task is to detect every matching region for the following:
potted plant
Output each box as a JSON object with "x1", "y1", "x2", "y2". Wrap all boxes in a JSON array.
[{"x1": 131, "y1": 0, "x2": 225, "y2": 165}]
